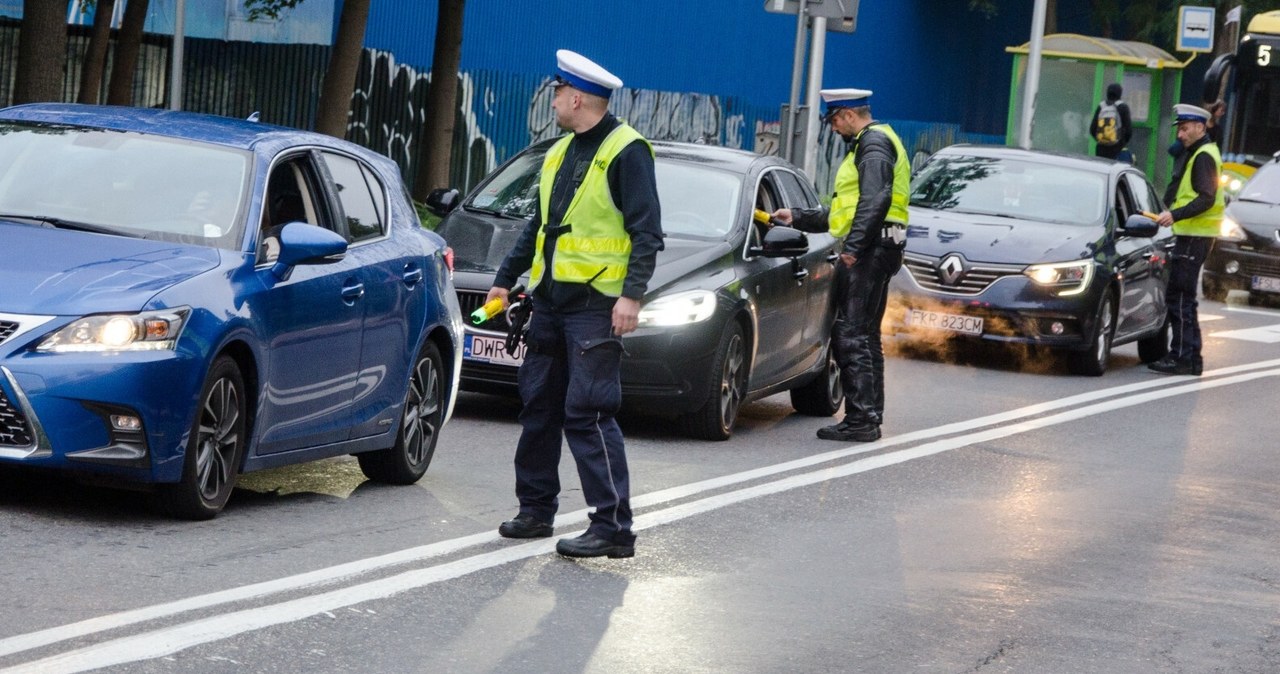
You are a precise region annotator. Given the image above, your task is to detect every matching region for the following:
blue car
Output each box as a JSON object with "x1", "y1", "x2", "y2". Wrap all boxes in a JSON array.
[{"x1": 0, "y1": 104, "x2": 463, "y2": 518}]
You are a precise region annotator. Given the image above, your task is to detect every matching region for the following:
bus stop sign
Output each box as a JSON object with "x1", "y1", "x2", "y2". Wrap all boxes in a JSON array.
[
  {"x1": 1177, "y1": 5, "x2": 1215, "y2": 53},
  {"x1": 764, "y1": 0, "x2": 859, "y2": 33}
]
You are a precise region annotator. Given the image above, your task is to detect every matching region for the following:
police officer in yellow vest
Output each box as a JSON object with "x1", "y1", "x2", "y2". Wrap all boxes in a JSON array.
[
  {"x1": 485, "y1": 50, "x2": 663, "y2": 558},
  {"x1": 1149, "y1": 103, "x2": 1224, "y2": 376},
  {"x1": 771, "y1": 89, "x2": 909, "y2": 442}
]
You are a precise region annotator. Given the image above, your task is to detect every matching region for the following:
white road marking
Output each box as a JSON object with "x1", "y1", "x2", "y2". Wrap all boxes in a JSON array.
[
  {"x1": 1210, "y1": 324, "x2": 1280, "y2": 343},
  {"x1": 1225, "y1": 305, "x2": 1280, "y2": 317},
  {"x1": 4, "y1": 359, "x2": 1280, "y2": 671}
]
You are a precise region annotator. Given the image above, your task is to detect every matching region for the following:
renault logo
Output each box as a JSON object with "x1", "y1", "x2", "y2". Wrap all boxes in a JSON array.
[{"x1": 938, "y1": 254, "x2": 965, "y2": 285}]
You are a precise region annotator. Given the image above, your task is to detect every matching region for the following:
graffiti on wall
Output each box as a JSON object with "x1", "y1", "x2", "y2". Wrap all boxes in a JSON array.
[{"x1": 348, "y1": 49, "x2": 497, "y2": 191}]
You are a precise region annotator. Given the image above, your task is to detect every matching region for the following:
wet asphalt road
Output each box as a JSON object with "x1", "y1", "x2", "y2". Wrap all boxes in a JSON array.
[{"x1": 2, "y1": 297, "x2": 1279, "y2": 673}]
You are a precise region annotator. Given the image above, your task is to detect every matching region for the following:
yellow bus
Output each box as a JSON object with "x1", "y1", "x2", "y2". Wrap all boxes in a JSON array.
[{"x1": 1204, "y1": 9, "x2": 1280, "y2": 187}]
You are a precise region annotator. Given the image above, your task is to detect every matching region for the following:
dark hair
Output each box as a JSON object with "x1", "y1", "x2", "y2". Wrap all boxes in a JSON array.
[{"x1": 1105, "y1": 83, "x2": 1122, "y2": 101}]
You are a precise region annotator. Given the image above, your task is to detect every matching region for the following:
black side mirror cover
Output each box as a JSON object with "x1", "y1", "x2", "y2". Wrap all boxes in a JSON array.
[
  {"x1": 425, "y1": 188, "x2": 460, "y2": 217},
  {"x1": 750, "y1": 225, "x2": 810, "y2": 258},
  {"x1": 1121, "y1": 213, "x2": 1159, "y2": 238}
]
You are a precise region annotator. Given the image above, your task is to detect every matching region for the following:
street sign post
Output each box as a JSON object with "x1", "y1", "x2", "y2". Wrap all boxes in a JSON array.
[
  {"x1": 764, "y1": 0, "x2": 858, "y2": 33},
  {"x1": 1177, "y1": 5, "x2": 1216, "y2": 53}
]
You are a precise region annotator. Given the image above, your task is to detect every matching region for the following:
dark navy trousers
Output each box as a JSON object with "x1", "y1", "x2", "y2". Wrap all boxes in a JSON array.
[
  {"x1": 513, "y1": 297, "x2": 634, "y2": 545},
  {"x1": 1166, "y1": 235, "x2": 1214, "y2": 365}
]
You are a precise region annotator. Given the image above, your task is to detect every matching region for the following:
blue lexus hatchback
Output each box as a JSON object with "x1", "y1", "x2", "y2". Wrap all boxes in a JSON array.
[{"x1": 0, "y1": 104, "x2": 463, "y2": 518}]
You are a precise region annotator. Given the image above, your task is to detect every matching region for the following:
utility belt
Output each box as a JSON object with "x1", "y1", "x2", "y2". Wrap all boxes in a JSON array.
[{"x1": 880, "y1": 223, "x2": 907, "y2": 247}]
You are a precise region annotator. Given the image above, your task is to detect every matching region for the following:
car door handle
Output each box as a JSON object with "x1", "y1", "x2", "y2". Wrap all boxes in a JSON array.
[
  {"x1": 791, "y1": 259, "x2": 809, "y2": 281},
  {"x1": 403, "y1": 264, "x2": 423, "y2": 288},
  {"x1": 342, "y1": 282, "x2": 365, "y2": 303},
  {"x1": 826, "y1": 253, "x2": 840, "y2": 265}
]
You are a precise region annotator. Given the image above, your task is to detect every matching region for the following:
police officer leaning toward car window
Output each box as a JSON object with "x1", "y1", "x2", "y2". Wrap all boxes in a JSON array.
[
  {"x1": 770, "y1": 89, "x2": 909, "y2": 442},
  {"x1": 483, "y1": 50, "x2": 663, "y2": 559},
  {"x1": 1149, "y1": 103, "x2": 1224, "y2": 377}
]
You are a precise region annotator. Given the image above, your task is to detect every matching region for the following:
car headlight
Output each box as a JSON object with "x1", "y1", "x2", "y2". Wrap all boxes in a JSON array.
[
  {"x1": 36, "y1": 308, "x2": 191, "y2": 353},
  {"x1": 1023, "y1": 260, "x2": 1093, "y2": 296},
  {"x1": 637, "y1": 290, "x2": 717, "y2": 328},
  {"x1": 1218, "y1": 216, "x2": 1246, "y2": 241}
]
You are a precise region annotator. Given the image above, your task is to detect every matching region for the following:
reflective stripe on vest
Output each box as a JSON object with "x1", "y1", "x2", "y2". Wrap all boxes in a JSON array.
[
  {"x1": 531, "y1": 124, "x2": 653, "y2": 296},
  {"x1": 827, "y1": 123, "x2": 911, "y2": 239},
  {"x1": 1172, "y1": 142, "x2": 1225, "y2": 238}
]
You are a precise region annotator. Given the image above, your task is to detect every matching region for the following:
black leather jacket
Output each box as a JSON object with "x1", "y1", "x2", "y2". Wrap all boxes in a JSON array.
[{"x1": 791, "y1": 123, "x2": 899, "y2": 257}]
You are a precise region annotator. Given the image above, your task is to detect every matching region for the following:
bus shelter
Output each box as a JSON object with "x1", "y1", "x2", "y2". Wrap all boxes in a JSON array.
[{"x1": 1006, "y1": 34, "x2": 1184, "y2": 188}]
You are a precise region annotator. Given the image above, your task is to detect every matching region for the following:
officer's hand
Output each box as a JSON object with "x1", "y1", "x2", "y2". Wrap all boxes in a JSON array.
[
  {"x1": 613, "y1": 297, "x2": 641, "y2": 336},
  {"x1": 840, "y1": 253, "x2": 857, "y2": 267},
  {"x1": 1156, "y1": 210, "x2": 1174, "y2": 227},
  {"x1": 770, "y1": 208, "x2": 793, "y2": 225},
  {"x1": 485, "y1": 286, "x2": 510, "y2": 308}
]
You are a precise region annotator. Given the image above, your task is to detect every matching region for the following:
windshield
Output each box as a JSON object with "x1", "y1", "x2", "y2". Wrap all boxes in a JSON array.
[
  {"x1": 464, "y1": 147, "x2": 740, "y2": 239},
  {"x1": 1237, "y1": 162, "x2": 1280, "y2": 205},
  {"x1": 911, "y1": 154, "x2": 1107, "y2": 225},
  {"x1": 0, "y1": 122, "x2": 251, "y2": 249}
]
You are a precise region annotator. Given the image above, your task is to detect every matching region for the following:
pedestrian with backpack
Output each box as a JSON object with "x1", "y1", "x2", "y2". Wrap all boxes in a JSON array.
[{"x1": 1090, "y1": 83, "x2": 1133, "y2": 161}]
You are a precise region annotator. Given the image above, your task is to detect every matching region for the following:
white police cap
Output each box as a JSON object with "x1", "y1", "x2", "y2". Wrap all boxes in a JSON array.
[
  {"x1": 1171, "y1": 103, "x2": 1211, "y2": 125},
  {"x1": 554, "y1": 49, "x2": 623, "y2": 99},
  {"x1": 820, "y1": 88, "x2": 873, "y2": 110}
]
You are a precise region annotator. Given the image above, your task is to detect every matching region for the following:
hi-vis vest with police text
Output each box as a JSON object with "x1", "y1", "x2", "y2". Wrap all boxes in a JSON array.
[
  {"x1": 828, "y1": 123, "x2": 910, "y2": 239},
  {"x1": 1171, "y1": 141, "x2": 1224, "y2": 238},
  {"x1": 531, "y1": 123, "x2": 652, "y2": 297}
]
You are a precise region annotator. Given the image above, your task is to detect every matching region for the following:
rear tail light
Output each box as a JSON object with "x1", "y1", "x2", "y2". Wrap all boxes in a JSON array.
[{"x1": 444, "y1": 246, "x2": 455, "y2": 275}]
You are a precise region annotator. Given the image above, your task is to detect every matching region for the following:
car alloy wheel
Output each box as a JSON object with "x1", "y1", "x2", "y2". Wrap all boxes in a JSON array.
[
  {"x1": 683, "y1": 322, "x2": 748, "y2": 440},
  {"x1": 1067, "y1": 293, "x2": 1114, "y2": 376},
  {"x1": 358, "y1": 341, "x2": 444, "y2": 483},
  {"x1": 790, "y1": 347, "x2": 843, "y2": 416},
  {"x1": 157, "y1": 356, "x2": 246, "y2": 520}
]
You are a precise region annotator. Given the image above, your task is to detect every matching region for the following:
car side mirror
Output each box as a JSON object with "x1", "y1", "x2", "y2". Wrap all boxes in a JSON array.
[
  {"x1": 1120, "y1": 213, "x2": 1159, "y2": 238},
  {"x1": 271, "y1": 222, "x2": 348, "y2": 280},
  {"x1": 750, "y1": 225, "x2": 810, "y2": 258},
  {"x1": 425, "y1": 188, "x2": 460, "y2": 217}
]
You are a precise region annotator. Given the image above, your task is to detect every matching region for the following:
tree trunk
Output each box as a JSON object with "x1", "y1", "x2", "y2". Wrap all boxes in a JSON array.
[
  {"x1": 14, "y1": 0, "x2": 68, "y2": 105},
  {"x1": 78, "y1": 0, "x2": 118, "y2": 104},
  {"x1": 107, "y1": 0, "x2": 149, "y2": 106},
  {"x1": 315, "y1": 0, "x2": 371, "y2": 138},
  {"x1": 413, "y1": 0, "x2": 466, "y2": 200}
]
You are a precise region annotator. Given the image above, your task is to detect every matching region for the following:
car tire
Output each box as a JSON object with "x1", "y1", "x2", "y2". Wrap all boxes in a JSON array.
[
  {"x1": 1136, "y1": 317, "x2": 1170, "y2": 364},
  {"x1": 1202, "y1": 277, "x2": 1228, "y2": 302},
  {"x1": 682, "y1": 321, "x2": 747, "y2": 441},
  {"x1": 789, "y1": 347, "x2": 842, "y2": 416},
  {"x1": 358, "y1": 340, "x2": 444, "y2": 484},
  {"x1": 1066, "y1": 293, "x2": 1114, "y2": 377},
  {"x1": 156, "y1": 355, "x2": 247, "y2": 520}
]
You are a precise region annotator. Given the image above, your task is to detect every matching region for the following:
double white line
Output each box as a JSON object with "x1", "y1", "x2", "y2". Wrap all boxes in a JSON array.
[{"x1": 6, "y1": 359, "x2": 1280, "y2": 673}]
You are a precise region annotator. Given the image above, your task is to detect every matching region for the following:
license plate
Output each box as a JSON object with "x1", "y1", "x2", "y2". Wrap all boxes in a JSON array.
[
  {"x1": 1251, "y1": 275, "x2": 1280, "y2": 294},
  {"x1": 464, "y1": 334, "x2": 525, "y2": 366},
  {"x1": 905, "y1": 309, "x2": 984, "y2": 335}
]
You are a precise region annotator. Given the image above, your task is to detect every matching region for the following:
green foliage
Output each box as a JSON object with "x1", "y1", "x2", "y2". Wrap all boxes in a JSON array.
[{"x1": 243, "y1": 0, "x2": 307, "y2": 22}]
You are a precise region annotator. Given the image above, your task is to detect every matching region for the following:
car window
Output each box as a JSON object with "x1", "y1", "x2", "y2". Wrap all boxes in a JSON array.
[
  {"x1": 321, "y1": 152, "x2": 385, "y2": 243},
  {"x1": 655, "y1": 161, "x2": 740, "y2": 240},
  {"x1": 0, "y1": 121, "x2": 251, "y2": 249},
  {"x1": 1123, "y1": 173, "x2": 1159, "y2": 215},
  {"x1": 257, "y1": 155, "x2": 327, "y2": 264},
  {"x1": 1238, "y1": 162, "x2": 1280, "y2": 205},
  {"x1": 911, "y1": 155, "x2": 1108, "y2": 225},
  {"x1": 755, "y1": 171, "x2": 784, "y2": 213},
  {"x1": 465, "y1": 150, "x2": 545, "y2": 218},
  {"x1": 774, "y1": 169, "x2": 818, "y2": 208}
]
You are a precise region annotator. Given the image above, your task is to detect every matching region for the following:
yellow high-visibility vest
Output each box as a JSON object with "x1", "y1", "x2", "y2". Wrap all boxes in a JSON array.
[
  {"x1": 1172, "y1": 141, "x2": 1224, "y2": 238},
  {"x1": 828, "y1": 123, "x2": 910, "y2": 239}
]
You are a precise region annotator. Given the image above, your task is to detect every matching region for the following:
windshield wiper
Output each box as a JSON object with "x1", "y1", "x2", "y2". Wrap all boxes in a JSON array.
[
  {"x1": 945, "y1": 208, "x2": 1020, "y2": 219},
  {"x1": 1233, "y1": 197, "x2": 1279, "y2": 205},
  {"x1": 0, "y1": 213, "x2": 129, "y2": 235},
  {"x1": 464, "y1": 204, "x2": 528, "y2": 220}
]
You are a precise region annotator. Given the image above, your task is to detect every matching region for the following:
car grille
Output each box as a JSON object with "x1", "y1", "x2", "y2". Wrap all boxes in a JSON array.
[
  {"x1": 0, "y1": 386, "x2": 34, "y2": 447},
  {"x1": 457, "y1": 290, "x2": 513, "y2": 332},
  {"x1": 1241, "y1": 257, "x2": 1280, "y2": 278},
  {"x1": 0, "y1": 320, "x2": 17, "y2": 346},
  {"x1": 903, "y1": 253, "x2": 1025, "y2": 295}
]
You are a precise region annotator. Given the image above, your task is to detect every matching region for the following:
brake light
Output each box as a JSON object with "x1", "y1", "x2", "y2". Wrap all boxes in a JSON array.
[{"x1": 443, "y1": 246, "x2": 455, "y2": 275}]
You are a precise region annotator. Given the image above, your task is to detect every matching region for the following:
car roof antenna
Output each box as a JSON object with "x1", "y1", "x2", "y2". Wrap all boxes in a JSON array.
[{"x1": 247, "y1": 111, "x2": 261, "y2": 123}]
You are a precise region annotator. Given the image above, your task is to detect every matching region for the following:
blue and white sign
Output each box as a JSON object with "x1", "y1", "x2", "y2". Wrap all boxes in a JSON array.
[{"x1": 1177, "y1": 5, "x2": 1216, "y2": 53}]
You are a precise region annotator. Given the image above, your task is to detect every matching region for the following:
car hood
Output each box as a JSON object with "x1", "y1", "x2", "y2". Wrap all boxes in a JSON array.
[
  {"x1": 1227, "y1": 200, "x2": 1280, "y2": 250},
  {"x1": 905, "y1": 207, "x2": 1100, "y2": 263},
  {"x1": 2, "y1": 224, "x2": 222, "y2": 314},
  {"x1": 438, "y1": 207, "x2": 734, "y2": 292}
]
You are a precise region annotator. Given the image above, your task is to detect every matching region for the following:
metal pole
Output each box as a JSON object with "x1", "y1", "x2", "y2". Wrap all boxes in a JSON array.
[
  {"x1": 1018, "y1": 0, "x2": 1048, "y2": 149},
  {"x1": 783, "y1": 0, "x2": 809, "y2": 162},
  {"x1": 168, "y1": 0, "x2": 186, "y2": 110},
  {"x1": 802, "y1": 16, "x2": 827, "y2": 179}
]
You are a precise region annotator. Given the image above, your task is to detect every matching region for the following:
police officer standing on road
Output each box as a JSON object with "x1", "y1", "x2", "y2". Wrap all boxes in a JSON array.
[
  {"x1": 771, "y1": 89, "x2": 909, "y2": 442},
  {"x1": 1149, "y1": 103, "x2": 1224, "y2": 377},
  {"x1": 484, "y1": 50, "x2": 663, "y2": 558}
]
